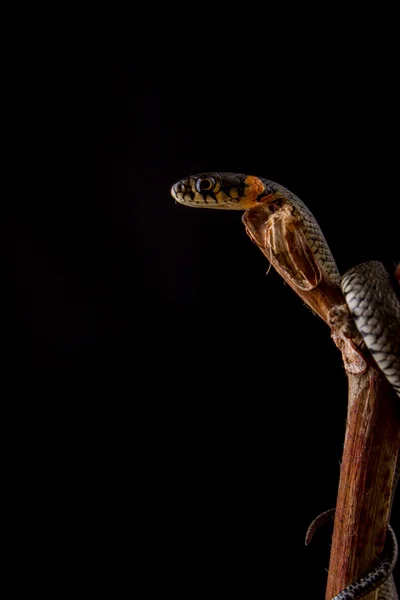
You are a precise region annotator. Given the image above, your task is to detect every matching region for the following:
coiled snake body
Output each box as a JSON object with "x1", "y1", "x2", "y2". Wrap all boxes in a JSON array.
[{"x1": 171, "y1": 172, "x2": 400, "y2": 599}]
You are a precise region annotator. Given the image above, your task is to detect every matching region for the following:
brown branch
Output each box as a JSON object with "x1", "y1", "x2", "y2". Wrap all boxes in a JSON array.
[
  {"x1": 326, "y1": 371, "x2": 400, "y2": 600},
  {"x1": 242, "y1": 204, "x2": 400, "y2": 599}
]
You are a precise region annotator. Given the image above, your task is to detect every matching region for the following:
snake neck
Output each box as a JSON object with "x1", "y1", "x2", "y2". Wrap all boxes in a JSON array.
[{"x1": 257, "y1": 180, "x2": 342, "y2": 286}]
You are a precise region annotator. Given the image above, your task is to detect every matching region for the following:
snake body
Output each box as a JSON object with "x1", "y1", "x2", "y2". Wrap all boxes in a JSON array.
[
  {"x1": 171, "y1": 172, "x2": 400, "y2": 598},
  {"x1": 341, "y1": 261, "x2": 400, "y2": 398}
]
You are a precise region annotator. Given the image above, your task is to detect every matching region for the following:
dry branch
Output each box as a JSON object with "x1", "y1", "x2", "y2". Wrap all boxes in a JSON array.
[{"x1": 242, "y1": 204, "x2": 400, "y2": 599}]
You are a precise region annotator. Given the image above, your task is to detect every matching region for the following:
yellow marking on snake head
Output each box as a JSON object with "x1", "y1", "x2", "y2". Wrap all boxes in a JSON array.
[
  {"x1": 230, "y1": 175, "x2": 267, "y2": 209},
  {"x1": 244, "y1": 176, "x2": 265, "y2": 197}
]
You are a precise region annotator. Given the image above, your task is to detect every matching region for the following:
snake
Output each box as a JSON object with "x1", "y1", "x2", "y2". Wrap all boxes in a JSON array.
[{"x1": 171, "y1": 172, "x2": 400, "y2": 599}]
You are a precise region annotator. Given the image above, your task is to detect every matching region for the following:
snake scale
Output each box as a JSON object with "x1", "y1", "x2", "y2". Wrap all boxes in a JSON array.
[{"x1": 171, "y1": 172, "x2": 400, "y2": 599}]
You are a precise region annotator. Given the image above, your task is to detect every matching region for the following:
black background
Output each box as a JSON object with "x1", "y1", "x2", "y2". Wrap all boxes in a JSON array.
[{"x1": 7, "y1": 34, "x2": 400, "y2": 597}]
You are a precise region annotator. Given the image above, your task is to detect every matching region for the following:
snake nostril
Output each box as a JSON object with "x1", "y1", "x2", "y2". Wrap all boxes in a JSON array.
[{"x1": 176, "y1": 182, "x2": 186, "y2": 193}]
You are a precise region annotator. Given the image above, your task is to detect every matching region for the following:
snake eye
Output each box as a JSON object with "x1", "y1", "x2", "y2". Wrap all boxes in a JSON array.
[{"x1": 196, "y1": 177, "x2": 215, "y2": 193}]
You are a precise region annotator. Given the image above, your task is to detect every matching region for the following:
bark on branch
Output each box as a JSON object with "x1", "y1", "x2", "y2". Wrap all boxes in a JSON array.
[{"x1": 242, "y1": 204, "x2": 400, "y2": 599}]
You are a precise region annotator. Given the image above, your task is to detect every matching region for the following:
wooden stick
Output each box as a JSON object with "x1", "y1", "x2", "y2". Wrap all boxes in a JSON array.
[
  {"x1": 326, "y1": 371, "x2": 399, "y2": 599},
  {"x1": 242, "y1": 205, "x2": 400, "y2": 599}
]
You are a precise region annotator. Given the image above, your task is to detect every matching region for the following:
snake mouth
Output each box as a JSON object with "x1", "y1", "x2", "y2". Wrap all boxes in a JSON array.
[{"x1": 171, "y1": 172, "x2": 269, "y2": 210}]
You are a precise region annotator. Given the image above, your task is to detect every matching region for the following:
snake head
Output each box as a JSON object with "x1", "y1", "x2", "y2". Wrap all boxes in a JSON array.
[{"x1": 171, "y1": 172, "x2": 271, "y2": 210}]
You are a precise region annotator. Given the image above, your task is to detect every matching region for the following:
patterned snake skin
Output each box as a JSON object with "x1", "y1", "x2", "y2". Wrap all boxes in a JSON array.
[
  {"x1": 171, "y1": 172, "x2": 400, "y2": 598},
  {"x1": 342, "y1": 261, "x2": 400, "y2": 398}
]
